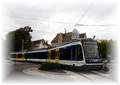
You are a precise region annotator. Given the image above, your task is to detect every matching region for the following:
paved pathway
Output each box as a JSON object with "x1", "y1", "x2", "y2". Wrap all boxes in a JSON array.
[{"x1": 3, "y1": 61, "x2": 116, "y2": 83}]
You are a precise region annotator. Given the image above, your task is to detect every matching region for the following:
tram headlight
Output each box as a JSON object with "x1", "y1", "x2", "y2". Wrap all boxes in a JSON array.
[{"x1": 103, "y1": 59, "x2": 108, "y2": 64}]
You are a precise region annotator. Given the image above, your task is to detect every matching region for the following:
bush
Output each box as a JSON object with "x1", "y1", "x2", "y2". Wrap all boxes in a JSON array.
[
  {"x1": 39, "y1": 62, "x2": 61, "y2": 71},
  {"x1": 97, "y1": 40, "x2": 113, "y2": 60}
]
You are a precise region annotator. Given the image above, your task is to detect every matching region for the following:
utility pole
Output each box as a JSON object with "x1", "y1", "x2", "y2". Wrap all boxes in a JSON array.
[
  {"x1": 21, "y1": 39, "x2": 25, "y2": 61},
  {"x1": 64, "y1": 28, "x2": 67, "y2": 41},
  {"x1": 64, "y1": 28, "x2": 67, "y2": 34},
  {"x1": 93, "y1": 35, "x2": 96, "y2": 40},
  {"x1": 22, "y1": 40, "x2": 24, "y2": 52}
]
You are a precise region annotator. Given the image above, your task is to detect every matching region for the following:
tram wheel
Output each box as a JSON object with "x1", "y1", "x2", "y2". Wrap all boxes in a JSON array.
[{"x1": 102, "y1": 66, "x2": 109, "y2": 72}]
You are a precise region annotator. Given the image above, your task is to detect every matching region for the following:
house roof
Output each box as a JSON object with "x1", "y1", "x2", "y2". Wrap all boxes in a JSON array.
[
  {"x1": 63, "y1": 32, "x2": 72, "y2": 42},
  {"x1": 32, "y1": 39, "x2": 51, "y2": 47},
  {"x1": 79, "y1": 33, "x2": 87, "y2": 38},
  {"x1": 32, "y1": 39, "x2": 45, "y2": 43},
  {"x1": 51, "y1": 33, "x2": 62, "y2": 43},
  {"x1": 51, "y1": 32, "x2": 87, "y2": 43},
  {"x1": 51, "y1": 32, "x2": 73, "y2": 43}
]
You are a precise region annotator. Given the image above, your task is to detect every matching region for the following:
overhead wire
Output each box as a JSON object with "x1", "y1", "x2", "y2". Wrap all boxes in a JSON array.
[{"x1": 74, "y1": 0, "x2": 94, "y2": 27}]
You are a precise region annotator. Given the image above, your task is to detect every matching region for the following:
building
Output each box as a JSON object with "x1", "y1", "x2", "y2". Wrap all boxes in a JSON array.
[
  {"x1": 32, "y1": 39, "x2": 51, "y2": 50},
  {"x1": 51, "y1": 28, "x2": 87, "y2": 47}
]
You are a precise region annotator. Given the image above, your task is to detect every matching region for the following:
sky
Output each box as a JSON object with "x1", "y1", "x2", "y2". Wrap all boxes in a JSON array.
[{"x1": 0, "y1": 0, "x2": 119, "y2": 44}]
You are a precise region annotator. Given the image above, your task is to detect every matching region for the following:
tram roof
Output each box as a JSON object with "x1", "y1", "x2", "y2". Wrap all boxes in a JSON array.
[
  {"x1": 52, "y1": 38, "x2": 95, "y2": 47},
  {"x1": 9, "y1": 38, "x2": 96, "y2": 54}
]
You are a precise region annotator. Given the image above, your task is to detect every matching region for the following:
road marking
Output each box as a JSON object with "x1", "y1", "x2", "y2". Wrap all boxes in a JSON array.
[
  {"x1": 64, "y1": 70, "x2": 93, "y2": 82},
  {"x1": 79, "y1": 73, "x2": 93, "y2": 81},
  {"x1": 91, "y1": 71, "x2": 113, "y2": 80},
  {"x1": 68, "y1": 70, "x2": 114, "y2": 82}
]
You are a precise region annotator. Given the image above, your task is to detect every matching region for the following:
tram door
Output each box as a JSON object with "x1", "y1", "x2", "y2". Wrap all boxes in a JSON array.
[
  {"x1": 47, "y1": 48, "x2": 60, "y2": 64},
  {"x1": 16, "y1": 53, "x2": 25, "y2": 61},
  {"x1": 55, "y1": 48, "x2": 60, "y2": 64},
  {"x1": 48, "y1": 49, "x2": 51, "y2": 63}
]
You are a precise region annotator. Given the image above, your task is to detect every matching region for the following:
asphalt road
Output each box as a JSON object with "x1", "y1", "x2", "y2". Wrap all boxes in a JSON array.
[{"x1": 3, "y1": 61, "x2": 116, "y2": 83}]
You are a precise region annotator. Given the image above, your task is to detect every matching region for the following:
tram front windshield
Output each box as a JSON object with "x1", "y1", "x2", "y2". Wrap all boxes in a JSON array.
[{"x1": 83, "y1": 41, "x2": 99, "y2": 59}]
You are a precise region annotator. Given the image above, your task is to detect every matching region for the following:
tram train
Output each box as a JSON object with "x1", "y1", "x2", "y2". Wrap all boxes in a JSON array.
[{"x1": 10, "y1": 38, "x2": 104, "y2": 70}]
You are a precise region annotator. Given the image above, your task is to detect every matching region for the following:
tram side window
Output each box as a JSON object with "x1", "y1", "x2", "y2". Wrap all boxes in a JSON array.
[
  {"x1": 60, "y1": 48, "x2": 65, "y2": 60},
  {"x1": 34, "y1": 52, "x2": 39, "y2": 59},
  {"x1": 27, "y1": 53, "x2": 32, "y2": 58},
  {"x1": 77, "y1": 45, "x2": 83, "y2": 60},
  {"x1": 60, "y1": 47, "x2": 71, "y2": 60},
  {"x1": 60, "y1": 45, "x2": 83, "y2": 61},
  {"x1": 28, "y1": 53, "x2": 36, "y2": 59},
  {"x1": 65, "y1": 47, "x2": 71, "y2": 60},
  {"x1": 51, "y1": 50, "x2": 55, "y2": 59},
  {"x1": 26, "y1": 52, "x2": 47, "y2": 59},
  {"x1": 33, "y1": 52, "x2": 39, "y2": 59},
  {"x1": 71, "y1": 45, "x2": 77, "y2": 60},
  {"x1": 17, "y1": 54, "x2": 22, "y2": 58},
  {"x1": 43, "y1": 52, "x2": 47, "y2": 59},
  {"x1": 35, "y1": 52, "x2": 47, "y2": 59},
  {"x1": 71, "y1": 45, "x2": 83, "y2": 61}
]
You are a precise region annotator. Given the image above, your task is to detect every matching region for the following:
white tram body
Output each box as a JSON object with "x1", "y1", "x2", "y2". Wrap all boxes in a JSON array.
[{"x1": 10, "y1": 38, "x2": 104, "y2": 69}]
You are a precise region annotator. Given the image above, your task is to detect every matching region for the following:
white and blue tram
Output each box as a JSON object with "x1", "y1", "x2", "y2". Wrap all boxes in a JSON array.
[{"x1": 10, "y1": 38, "x2": 104, "y2": 70}]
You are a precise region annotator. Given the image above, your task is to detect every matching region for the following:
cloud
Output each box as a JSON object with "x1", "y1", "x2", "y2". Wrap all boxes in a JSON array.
[{"x1": 2, "y1": 0, "x2": 117, "y2": 42}]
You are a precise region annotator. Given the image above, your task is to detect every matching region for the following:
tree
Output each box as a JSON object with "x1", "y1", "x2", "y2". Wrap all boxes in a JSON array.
[
  {"x1": 7, "y1": 26, "x2": 33, "y2": 52},
  {"x1": 97, "y1": 40, "x2": 113, "y2": 60}
]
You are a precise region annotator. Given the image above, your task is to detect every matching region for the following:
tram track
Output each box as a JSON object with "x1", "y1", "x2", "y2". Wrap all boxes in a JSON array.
[
  {"x1": 64, "y1": 70, "x2": 93, "y2": 81},
  {"x1": 91, "y1": 71, "x2": 113, "y2": 80},
  {"x1": 65, "y1": 70, "x2": 113, "y2": 82}
]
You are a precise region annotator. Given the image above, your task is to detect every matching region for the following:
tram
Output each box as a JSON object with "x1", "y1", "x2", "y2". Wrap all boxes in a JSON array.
[{"x1": 10, "y1": 38, "x2": 104, "y2": 70}]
